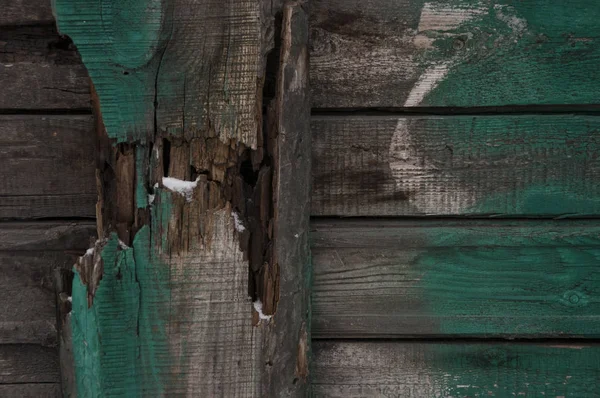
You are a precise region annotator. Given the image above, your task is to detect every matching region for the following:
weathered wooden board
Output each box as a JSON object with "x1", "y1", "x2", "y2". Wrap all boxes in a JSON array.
[
  {"x1": 312, "y1": 115, "x2": 600, "y2": 216},
  {"x1": 0, "y1": 222, "x2": 95, "y2": 346},
  {"x1": 0, "y1": 384, "x2": 60, "y2": 398},
  {"x1": 312, "y1": 219, "x2": 600, "y2": 338},
  {"x1": 0, "y1": 0, "x2": 54, "y2": 25},
  {"x1": 0, "y1": 345, "x2": 59, "y2": 384},
  {"x1": 310, "y1": 0, "x2": 600, "y2": 108},
  {"x1": 312, "y1": 341, "x2": 600, "y2": 397},
  {"x1": 0, "y1": 115, "x2": 96, "y2": 219},
  {"x1": 0, "y1": 25, "x2": 90, "y2": 109},
  {"x1": 54, "y1": 0, "x2": 311, "y2": 396}
]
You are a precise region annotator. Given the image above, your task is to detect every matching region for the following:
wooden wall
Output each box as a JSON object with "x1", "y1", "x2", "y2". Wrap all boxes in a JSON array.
[
  {"x1": 310, "y1": 0, "x2": 600, "y2": 396},
  {"x1": 0, "y1": 1, "x2": 95, "y2": 395},
  {"x1": 4, "y1": 0, "x2": 600, "y2": 396}
]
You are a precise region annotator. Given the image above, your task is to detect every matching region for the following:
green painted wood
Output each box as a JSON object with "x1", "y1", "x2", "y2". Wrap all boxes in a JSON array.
[
  {"x1": 312, "y1": 219, "x2": 600, "y2": 338},
  {"x1": 311, "y1": 0, "x2": 600, "y2": 108},
  {"x1": 313, "y1": 341, "x2": 600, "y2": 397},
  {"x1": 312, "y1": 115, "x2": 600, "y2": 216},
  {"x1": 54, "y1": 1, "x2": 311, "y2": 396}
]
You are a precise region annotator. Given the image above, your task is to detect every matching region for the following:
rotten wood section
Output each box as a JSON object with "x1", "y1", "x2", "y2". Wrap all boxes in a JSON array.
[
  {"x1": 312, "y1": 115, "x2": 600, "y2": 217},
  {"x1": 310, "y1": 0, "x2": 600, "y2": 108},
  {"x1": 53, "y1": 0, "x2": 310, "y2": 396},
  {"x1": 312, "y1": 218, "x2": 600, "y2": 338},
  {"x1": 0, "y1": 24, "x2": 90, "y2": 109},
  {"x1": 312, "y1": 341, "x2": 600, "y2": 397},
  {"x1": 0, "y1": 115, "x2": 96, "y2": 219}
]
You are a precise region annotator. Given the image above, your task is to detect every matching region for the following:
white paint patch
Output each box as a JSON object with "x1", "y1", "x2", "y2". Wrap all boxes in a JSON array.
[
  {"x1": 85, "y1": 247, "x2": 95, "y2": 257},
  {"x1": 253, "y1": 300, "x2": 272, "y2": 321},
  {"x1": 231, "y1": 211, "x2": 246, "y2": 233},
  {"x1": 403, "y1": 63, "x2": 449, "y2": 107},
  {"x1": 162, "y1": 176, "x2": 199, "y2": 202},
  {"x1": 418, "y1": 2, "x2": 485, "y2": 32}
]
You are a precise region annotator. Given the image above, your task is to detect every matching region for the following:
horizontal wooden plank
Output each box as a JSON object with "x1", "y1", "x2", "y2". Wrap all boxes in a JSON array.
[
  {"x1": 310, "y1": 0, "x2": 600, "y2": 108},
  {"x1": 312, "y1": 341, "x2": 600, "y2": 397},
  {"x1": 0, "y1": 0, "x2": 54, "y2": 25},
  {"x1": 0, "y1": 222, "x2": 95, "y2": 346},
  {"x1": 312, "y1": 219, "x2": 600, "y2": 338},
  {"x1": 0, "y1": 384, "x2": 60, "y2": 398},
  {"x1": 0, "y1": 345, "x2": 59, "y2": 384},
  {"x1": 0, "y1": 25, "x2": 90, "y2": 109},
  {"x1": 0, "y1": 115, "x2": 96, "y2": 219},
  {"x1": 312, "y1": 115, "x2": 600, "y2": 216}
]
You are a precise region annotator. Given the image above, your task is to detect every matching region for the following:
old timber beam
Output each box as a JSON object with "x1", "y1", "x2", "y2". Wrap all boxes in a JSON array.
[{"x1": 53, "y1": 0, "x2": 310, "y2": 396}]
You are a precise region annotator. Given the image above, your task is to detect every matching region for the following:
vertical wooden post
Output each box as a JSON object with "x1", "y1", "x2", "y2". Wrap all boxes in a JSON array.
[{"x1": 53, "y1": 0, "x2": 310, "y2": 396}]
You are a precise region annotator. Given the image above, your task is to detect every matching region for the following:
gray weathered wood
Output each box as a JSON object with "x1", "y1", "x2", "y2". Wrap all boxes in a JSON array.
[
  {"x1": 311, "y1": 115, "x2": 600, "y2": 216},
  {"x1": 312, "y1": 341, "x2": 600, "y2": 397},
  {"x1": 0, "y1": 384, "x2": 60, "y2": 398},
  {"x1": 310, "y1": 0, "x2": 600, "y2": 108},
  {"x1": 0, "y1": 25, "x2": 90, "y2": 109},
  {"x1": 0, "y1": 345, "x2": 59, "y2": 383},
  {"x1": 0, "y1": 222, "x2": 95, "y2": 346},
  {"x1": 0, "y1": 0, "x2": 54, "y2": 25},
  {"x1": 312, "y1": 219, "x2": 600, "y2": 338},
  {"x1": 0, "y1": 115, "x2": 96, "y2": 219}
]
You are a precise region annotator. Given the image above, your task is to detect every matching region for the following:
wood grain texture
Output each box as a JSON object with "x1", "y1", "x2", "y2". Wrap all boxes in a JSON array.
[
  {"x1": 0, "y1": 115, "x2": 96, "y2": 219},
  {"x1": 312, "y1": 341, "x2": 600, "y2": 397},
  {"x1": 0, "y1": 222, "x2": 95, "y2": 346},
  {"x1": 0, "y1": 25, "x2": 90, "y2": 109},
  {"x1": 312, "y1": 219, "x2": 600, "y2": 338},
  {"x1": 0, "y1": 0, "x2": 54, "y2": 25},
  {"x1": 312, "y1": 115, "x2": 600, "y2": 216},
  {"x1": 54, "y1": 0, "x2": 311, "y2": 396},
  {"x1": 0, "y1": 345, "x2": 59, "y2": 384},
  {"x1": 0, "y1": 384, "x2": 60, "y2": 398},
  {"x1": 310, "y1": 0, "x2": 600, "y2": 108}
]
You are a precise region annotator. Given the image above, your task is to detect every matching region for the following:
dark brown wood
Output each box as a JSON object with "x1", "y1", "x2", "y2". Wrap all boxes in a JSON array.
[
  {"x1": 0, "y1": 222, "x2": 95, "y2": 347},
  {"x1": 0, "y1": 0, "x2": 54, "y2": 25},
  {"x1": 312, "y1": 341, "x2": 600, "y2": 397},
  {"x1": 0, "y1": 25, "x2": 90, "y2": 110},
  {"x1": 263, "y1": 2, "x2": 312, "y2": 394},
  {"x1": 0, "y1": 345, "x2": 59, "y2": 383},
  {"x1": 0, "y1": 115, "x2": 96, "y2": 219},
  {"x1": 0, "y1": 384, "x2": 61, "y2": 398}
]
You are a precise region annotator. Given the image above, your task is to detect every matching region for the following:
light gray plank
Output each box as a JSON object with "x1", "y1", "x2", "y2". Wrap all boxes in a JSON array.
[
  {"x1": 311, "y1": 115, "x2": 600, "y2": 216},
  {"x1": 312, "y1": 341, "x2": 600, "y2": 397},
  {"x1": 312, "y1": 219, "x2": 600, "y2": 338}
]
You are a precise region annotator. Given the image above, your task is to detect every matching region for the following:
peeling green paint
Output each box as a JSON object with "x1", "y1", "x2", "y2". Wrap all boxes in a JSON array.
[
  {"x1": 416, "y1": 224, "x2": 600, "y2": 336},
  {"x1": 71, "y1": 190, "x2": 173, "y2": 397}
]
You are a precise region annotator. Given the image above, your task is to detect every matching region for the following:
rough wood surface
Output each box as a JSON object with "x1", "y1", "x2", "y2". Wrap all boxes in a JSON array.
[
  {"x1": 0, "y1": 115, "x2": 96, "y2": 219},
  {"x1": 310, "y1": 0, "x2": 600, "y2": 108},
  {"x1": 0, "y1": 345, "x2": 59, "y2": 384},
  {"x1": 0, "y1": 384, "x2": 60, "y2": 398},
  {"x1": 312, "y1": 341, "x2": 600, "y2": 397},
  {"x1": 312, "y1": 219, "x2": 600, "y2": 338},
  {"x1": 0, "y1": 0, "x2": 54, "y2": 25},
  {"x1": 312, "y1": 115, "x2": 600, "y2": 216},
  {"x1": 0, "y1": 222, "x2": 95, "y2": 346},
  {"x1": 54, "y1": 0, "x2": 310, "y2": 396},
  {"x1": 0, "y1": 25, "x2": 90, "y2": 109}
]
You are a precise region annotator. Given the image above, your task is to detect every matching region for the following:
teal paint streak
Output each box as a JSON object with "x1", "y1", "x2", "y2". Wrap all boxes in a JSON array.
[
  {"x1": 418, "y1": 0, "x2": 600, "y2": 106},
  {"x1": 427, "y1": 344, "x2": 600, "y2": 397},
  {"x1": 415, "y1": 225, "x2": 600, "y2": 336},
  {"x1": 53, "y1": 0, "x2": 168, "y2": 142},
  {"x1": 71, "y1": 190, "x2": 174, "y2": 397},
  {"x1": 410, "y1": 115, "x2": 600, "y2": 216}
]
